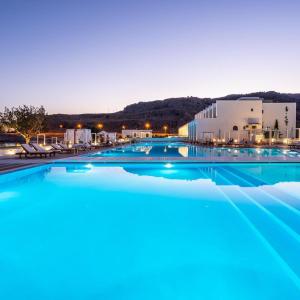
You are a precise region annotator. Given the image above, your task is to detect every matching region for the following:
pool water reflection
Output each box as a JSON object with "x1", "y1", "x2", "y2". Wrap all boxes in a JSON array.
[{"x1": 88, "y1": 141, "x2": 300, "y2": 159}]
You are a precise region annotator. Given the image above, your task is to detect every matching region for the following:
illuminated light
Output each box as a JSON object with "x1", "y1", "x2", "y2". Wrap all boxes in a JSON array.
[
  {"x1": 234, "y1": 150, "x2": 238, "y2": 153},
  {"x1": 163, "y1": 125, "x2": 168, "y2": 132},
  {"x1": 145, "y1": 122, "x2": 151, "y2": 129},
  {"x1": 85, "y1": 163, "x2": 93, "y2": 169},
  {"x1": 122, "y1": 125, "x2": 126, "y2": 130},
  {"x1": 283, "y1": 150, "x2": 288, "y2": 155},
  {"x1": 221, "y1": 139, "x2": 225, "y2": 142},
  {"x1": 59, "y1": 124, "x2": 63, "y2": 128},
  {"x1": 97, "y1": 123, "x2": 103, "y2": 129},
  {"x1": 77, "y1": 124, "x2": 82, "y2": 129},
  {"x1": 234, "y1": 139, "x2": 238, "y2": 143},
  {"x1": 283, "y1": 138, "x2": 289, "y2": 144},
  {"x1": 165, "y1": 163, "x2": 173, "y2": 168},
  {"x1": 212, "y1": 138, "x2": 216, "y2": 142},
  {"x1": 4, "y1": 149, "x2": 17, "y2": 156},
  {"x1": 164, "y1": 148, "x2": 167, "y2": 152},
  {"x1": 256, "y1": 149, "x2": 261, "y2": 154}
]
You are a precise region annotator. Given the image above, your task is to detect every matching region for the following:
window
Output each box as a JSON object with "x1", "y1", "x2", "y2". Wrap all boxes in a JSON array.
[
  {"x1": 252, "y1": 125, "x2": 257, "y2": 129},
  {"x1": 262, "y1": 110, "x2": 264, "y2": 114},
  {"x1": 233, "y1": 125, "x2": 238, "y2": 131},
  {"x1": 251, "y1": 108, "x2": 254, "y2": 112}
]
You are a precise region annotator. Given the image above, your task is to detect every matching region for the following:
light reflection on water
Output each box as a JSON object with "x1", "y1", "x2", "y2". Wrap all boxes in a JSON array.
[{"x1": 89, "y1": 142, "x2": 300, "y2": 158}]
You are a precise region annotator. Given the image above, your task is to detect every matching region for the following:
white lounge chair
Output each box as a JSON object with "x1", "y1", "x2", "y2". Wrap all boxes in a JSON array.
[
  {"x1": 17, "y1": 144, "x2": 51, "y2": 159},
  {"x1": 31, "y1": 143, "x2": 56, "y2": 157},
  {"x1": 58, "y1": 143, "x2": 78, "y2": 154}
]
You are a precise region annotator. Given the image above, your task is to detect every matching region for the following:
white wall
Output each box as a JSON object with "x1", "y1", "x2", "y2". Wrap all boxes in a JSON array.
[
  {"x1": 195, "y1": 100, "x2": 263, "y2": 142},
  {"x1": 262, "y1": 103, "x2": 296, "y2": 138}
]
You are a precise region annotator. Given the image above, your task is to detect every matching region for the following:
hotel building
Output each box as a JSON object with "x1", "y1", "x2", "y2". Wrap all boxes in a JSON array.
[{"x1": 187, "y1": 97, "x2": 296, "y2": 143}]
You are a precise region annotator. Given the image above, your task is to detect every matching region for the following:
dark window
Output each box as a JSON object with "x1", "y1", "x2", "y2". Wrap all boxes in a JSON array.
[
  {"x1": 252, "y1": 125, "x2": 257, "y2": 129},
  {"x1": 233, "y1": 125, "x2": 238, "y2": 131},
  {"x1": 262, "y1": 110, "x2": 264, "y2": 114},
  {"x1": 251, "y1": 108, "x2": 254, "y2": 112},
  {"x1": 146, "y1": 134, "x2": 149, "y2": 138}
]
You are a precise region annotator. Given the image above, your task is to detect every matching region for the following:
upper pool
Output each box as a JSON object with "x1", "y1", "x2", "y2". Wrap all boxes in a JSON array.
[
  {"x1": 87, "y1": 141, "x2": 300, "y2": 158},
  {"x1": 1, "y1": 162, "x2": 300, "y2": 299}
]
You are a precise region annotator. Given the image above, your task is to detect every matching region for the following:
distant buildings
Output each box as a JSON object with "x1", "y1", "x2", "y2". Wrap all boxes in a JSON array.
[
  {"x1": 187, "y1": 97, "x2": 297, "y2": 143},
  {"x1": 122, "y1": 129, "x2": 152, "y2": 139}
]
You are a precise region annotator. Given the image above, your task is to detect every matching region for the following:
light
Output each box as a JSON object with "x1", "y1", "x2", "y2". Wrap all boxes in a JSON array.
[
  {"x1": 59, "y1": 124, "x2": 63, "y2": 128},
  {"x1": 234, "y1": 139, "x2": 238, "y2": 143},
  {"x1": 97, "y1": 123, "x2": 103, "y2": 130},
  {"x1": 122, "y1": 125, "x2": 126, "y2": 130},
  {"x1": 77, "y1": 124, "x2": 82, "y2": 129},
  {"x1": 283, "y1": 138, "x2": 289, "y2": 144},
  {"x1": 221, "y1": 138, "x2": 225, "y2": 142},
  {"x1": 145, "y1": 122, "x2": 151, "y2": 129},
  {"x1": 164, "y1": 163, "x2": 173, "y2": 168},
  {"x1": 85, "y1": 163, "x2": 93, "y2": 169},
  {"x1": 163, "y1": 125, "x2": 168, "y2": 132}
]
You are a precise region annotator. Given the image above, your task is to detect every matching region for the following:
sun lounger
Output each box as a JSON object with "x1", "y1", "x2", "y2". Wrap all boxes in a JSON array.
[
  {"x1": 58, "y1": 143, "x2": 78, "y2": 154},
  {"x1": 31, "y1": 143, "x2": 56, "y2": 157},
  {"x1": 51, "y1": 143, "x2": 73, "y2": 153},
  {"x1": 289, "y1": 141, "x2": 300, "y2": 150},
  {"x1": 16, "y1": 144, "x2": 50, "y2": 159}
]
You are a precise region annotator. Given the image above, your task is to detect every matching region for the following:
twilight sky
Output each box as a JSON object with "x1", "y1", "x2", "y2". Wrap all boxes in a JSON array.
[{"x1": 0, "y1": 0, "x2": 299, "y2": 114}]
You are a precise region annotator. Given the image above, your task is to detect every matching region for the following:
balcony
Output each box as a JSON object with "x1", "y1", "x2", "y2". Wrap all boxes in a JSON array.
[{"x1": 247, "y1": 118, "x2": 260, "y2": 125}]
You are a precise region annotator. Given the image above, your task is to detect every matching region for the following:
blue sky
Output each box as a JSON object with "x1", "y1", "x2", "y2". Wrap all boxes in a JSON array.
[{"x1": 0, "y1": 0, "x2": 299, "y2": 113}]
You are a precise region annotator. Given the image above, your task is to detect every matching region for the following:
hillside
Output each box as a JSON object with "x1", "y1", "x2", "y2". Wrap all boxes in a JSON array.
[{"x1": 46, "y1": 91, "x2": 300, "y2": 133}]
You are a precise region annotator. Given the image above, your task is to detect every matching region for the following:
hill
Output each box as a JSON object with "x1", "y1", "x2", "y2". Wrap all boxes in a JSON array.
[{"x1": 46, "y1": 91, "x2": 300, "y2": 133}]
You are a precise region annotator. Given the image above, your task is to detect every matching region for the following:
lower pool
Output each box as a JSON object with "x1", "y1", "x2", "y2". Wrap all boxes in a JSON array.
[
  {"x1": 87, "y1": 141, "x2": 300, "y2": 158},
  {"x1": 1, "y1": 163, "x2": 300, "y2": 299}
]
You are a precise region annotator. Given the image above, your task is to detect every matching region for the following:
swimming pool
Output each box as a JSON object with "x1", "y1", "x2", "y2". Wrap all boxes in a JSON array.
[
  {"x1": 88, "y1": 141, "x2": 299, "y2": 158},
  {"x1": 1, "y1": 162, "x2": 300, "y2": 299}
]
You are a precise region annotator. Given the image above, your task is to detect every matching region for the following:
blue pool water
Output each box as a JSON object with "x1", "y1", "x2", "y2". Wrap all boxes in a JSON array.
[
  {"x1": 88, "y1": 141, "x2": 300, "y2": 158},
  {"x1": 1, "y1": 163, "x2": 300, "y2": 299}
]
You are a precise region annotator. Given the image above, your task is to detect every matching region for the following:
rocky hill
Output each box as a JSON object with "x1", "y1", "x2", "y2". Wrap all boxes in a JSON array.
[{"x1": 45, "y1": 91, "x2": 300, "y2": 133}]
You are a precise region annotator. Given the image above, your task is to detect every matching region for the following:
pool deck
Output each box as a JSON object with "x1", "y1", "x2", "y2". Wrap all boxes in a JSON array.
[{"x1": 1, "y1": 151, "x2": 300, "y2": 174}]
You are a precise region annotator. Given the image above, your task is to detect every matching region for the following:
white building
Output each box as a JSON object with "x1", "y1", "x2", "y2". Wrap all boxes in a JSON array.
[
  {"x1": 188, "y1": 97, "x2": 296, "y2": 143},
  {"x1": 64, "y1": 129, "x2": 92, "y2": 144},
  {"x1": 122, "y1": 129, "x2": 152, "y2": 139}
]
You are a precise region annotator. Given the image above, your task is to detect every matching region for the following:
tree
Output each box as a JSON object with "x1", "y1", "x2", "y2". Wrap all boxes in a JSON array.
[{"x1": 0, "y1": 105, "x2": 46, "y2": 143}]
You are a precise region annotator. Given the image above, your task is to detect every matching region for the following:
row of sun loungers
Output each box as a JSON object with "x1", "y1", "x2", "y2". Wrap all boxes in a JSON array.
[
  {"x1": 17, "y1": 143, "x2": 79, "y2": 159},
  {"x1": 16, "y1": 141, "x2": 116, "y2": 159}
]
